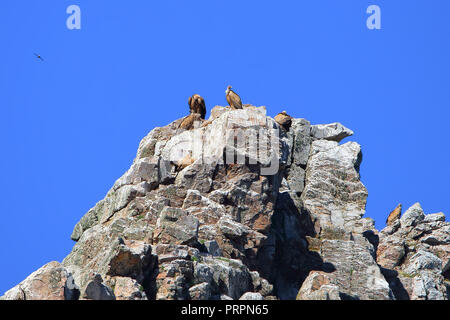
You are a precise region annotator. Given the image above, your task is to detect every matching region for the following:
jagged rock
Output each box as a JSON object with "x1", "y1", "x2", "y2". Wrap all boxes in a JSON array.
[
  {"x1": 400, "y1": 203, "x2": 425, "y2": 228},
  {"x1": 381, "y1": 219, "x2": 401, "y2": 236},
  {"x1": 106, "y1": 239, "x2": 153, "y2": 278},
  {"x1": 284, "y1": 165, "x2": 305, "y2": 194},
  {"x1": 404, "y1": 250, "x2": 442, "y2": 274},
  {"x1": 155, "y1": 207, "x2": 199, "y2": 245},
  {"x1": 70, "y1": 200, "x2": 105, "y2": 242},
  {"x1": 421, "y1": 225, "x2": 450, "y2": 246},
  {"x1": 315, "y1": 239, "x2": 393, "y2": 300},
  {"x1": 62, "y1": 231, "x2": 155, "y2": 298},
  {"x1": 424, "y1": 212, "x2": 446, "y2": 223},
  {"x1": 112, "y1": 276, "x2": 147, "y2": 300},
  {"x1": 193, "y1": 256, "x2": 254, "y2": 300},
  {"x1": 239, "y1": 292, "x2": 264, "y2": 300},
  {"x1": 310, "y1": 122, "x2": 353, "y2": 142},
  {"x1": 193, "y1": 263, "x2": 214, "y2": 285},
  {"x1": 296, "y1": 271, "x2": 341, "y2": 300},
  {"x1": 204, "y1": 240, "x2": 222, "y2": 257},
  {"x1": 113, "y1": 157, "x2": 160, "y2": 191},
  {"x1": 378, "y1": 203, "x2": 449, "y2": 300},
  {"x1": 155, "y1": 259, "x2": 194, "y2": 300},
  {"x1": 3, "y1": 106, "x2": 448, "y2": 301},
  {"x1": 302, "y1": 140, "x2": 368, "y2": 235},
  {"x1": 250, "y1": 271, "x2": 274, "y2": 297},
  {"x1": 84, "y1": 274, "x2": 115, "y2": 300},
  {"x1": 377, "y1": 236, "x2": 405, "y2": 269},
  {"x1": 1, "y1": 261, "x2": 79, "y2": 300},
  {"x1": 135, "y1": 118, "x2": 184, "y2": 161},
  {"x1": 218, "y1": 218, "x2": 250, "y2": 239},
  {"x1": 209, "y1": 106, "x2": 229, "y2": 121},
  {"x1": 155, "y1": 244, "x2": 198, "y2": 263},
  {"x1": 189, "y1": 282, "x2": 212, "y2": 300},
  {"x1": 289, "y1": 118, "x2": 311, "y2": 167}
]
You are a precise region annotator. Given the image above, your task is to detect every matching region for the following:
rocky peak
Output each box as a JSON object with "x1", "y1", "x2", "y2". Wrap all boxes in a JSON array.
[{"x1": 2, "y1": 106, "x2": 448, "y2": 300}]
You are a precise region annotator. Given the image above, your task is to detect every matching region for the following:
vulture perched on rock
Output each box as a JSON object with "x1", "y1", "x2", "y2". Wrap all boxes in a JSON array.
[
  {"x1": 179, "y1": 94, "x2": 206, "y2": 130},
  {"x1": 225, "y1": 86, "x2": 243, "y2": 110},
  {"x1": 386, "y1": 204, "x2": 402, "y2": 226},
  {"x1": 188, "y1": 94, "x2": 206, "y2": 119},
  {"x1": 274, "y1": 111, "x2": 293, "y2": 131},
  {"x1": 179, "y1": 113, "x2": 203, "y2": 130}
]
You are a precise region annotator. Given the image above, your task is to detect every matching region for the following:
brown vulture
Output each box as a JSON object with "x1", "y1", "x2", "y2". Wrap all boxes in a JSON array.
[
  {"x1": 274, "y1": 111, "x2": 293, "y2": 131},
  {"x1": 188, "y1": 94, "x2": 206, "y2": 119},
  {"x1": 225, "y1": 86, "x2": 243, "y2": 110}
]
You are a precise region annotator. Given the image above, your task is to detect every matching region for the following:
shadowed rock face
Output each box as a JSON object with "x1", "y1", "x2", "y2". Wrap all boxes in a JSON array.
[{"x1": 2, "y1": 106, "x2": 448, "y2": 300}]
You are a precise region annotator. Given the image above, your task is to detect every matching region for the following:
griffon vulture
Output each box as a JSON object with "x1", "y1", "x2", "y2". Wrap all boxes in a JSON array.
[
  {"x1": 274, "y1": 111, "x2": 293, "y2": 131},
  {"x1": 188, "y1": 94, "x2": 206, "y2": 119},
  {"x1": 386, "y1": 204, "x2": 402, "y2": 226},
  {"x1": 225, "y1": 86, "x2": 243, "y2": 110},
  {"x1": 179, "y1": 113, "x2": 203, "y2": 130}
]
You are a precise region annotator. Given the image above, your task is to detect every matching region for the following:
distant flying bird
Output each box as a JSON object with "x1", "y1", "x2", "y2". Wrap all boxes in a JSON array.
[
  {"x1": 225, "y1": 86, "x2": 243, "y2": 110},
  {"x1": 34, "y1": 53, "x2": 44, "y2": 61}
]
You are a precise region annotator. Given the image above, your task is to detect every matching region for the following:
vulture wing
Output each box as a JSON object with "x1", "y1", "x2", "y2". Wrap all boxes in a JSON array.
[
  {"x1": 197, "y1": 97, "x2": 206, "y2": 119},
  {"x1": 188, "y1": 96, "x2": 194, "y2": 113},
  {"x1": 229, "y1": 91, "x2": 242, "y2": 109},
  {"x1": 226, "y1": 93, "x2": 233, "y2": 108}
]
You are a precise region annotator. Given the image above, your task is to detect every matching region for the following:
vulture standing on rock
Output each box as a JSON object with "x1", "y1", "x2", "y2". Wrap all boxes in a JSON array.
[
  {"x1": 179, "y1": 94, "x2": 206, "y2": 130},
  {"x1": 226, "y1": 86, "x2": 243, "y2": 110},
  {"x1": 188, "y1": 94, "x2": 206, "y2": 119},
  {"x1": 386, "y1": 204, "x2": 402, "y2": 226},
  {"x1": 274, "y1": 111, "x2": 293, "y2": 131},
  {"x1": 179, "y1": 113, "x2": 204, "y2": 130}
]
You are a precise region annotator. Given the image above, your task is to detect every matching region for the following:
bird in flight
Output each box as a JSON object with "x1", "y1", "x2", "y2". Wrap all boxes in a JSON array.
[{"x1": 34, "y1": 53, "x2": 44, "y2": 61}]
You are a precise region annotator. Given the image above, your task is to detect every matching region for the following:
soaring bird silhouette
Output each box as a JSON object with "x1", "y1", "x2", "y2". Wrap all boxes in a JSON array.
[{"x1": 34, "y1": 53, "x2": 44, "y2": 61}]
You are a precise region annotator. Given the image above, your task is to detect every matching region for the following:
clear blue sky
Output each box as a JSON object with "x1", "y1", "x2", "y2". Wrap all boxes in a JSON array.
[{"x1": 1, "y1": 0, "x2": 449, "y2": 295}]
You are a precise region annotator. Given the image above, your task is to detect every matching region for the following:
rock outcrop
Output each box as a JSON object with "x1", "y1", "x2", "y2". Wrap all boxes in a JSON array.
[
  {"x1": 2, "y1": 105, "x2": 448, "y2": 300},
  {"x1": 377, "y1": 203, "x2": 449, "y2": 300},
  {"x1": 1, "y1": 261, "x2": 79, "y2": 300}
]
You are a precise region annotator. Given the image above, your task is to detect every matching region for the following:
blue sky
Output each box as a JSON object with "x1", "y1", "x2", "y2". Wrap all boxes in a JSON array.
[{"x1": 1, "y1": 0, "x2": 449, "y2": 294}]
